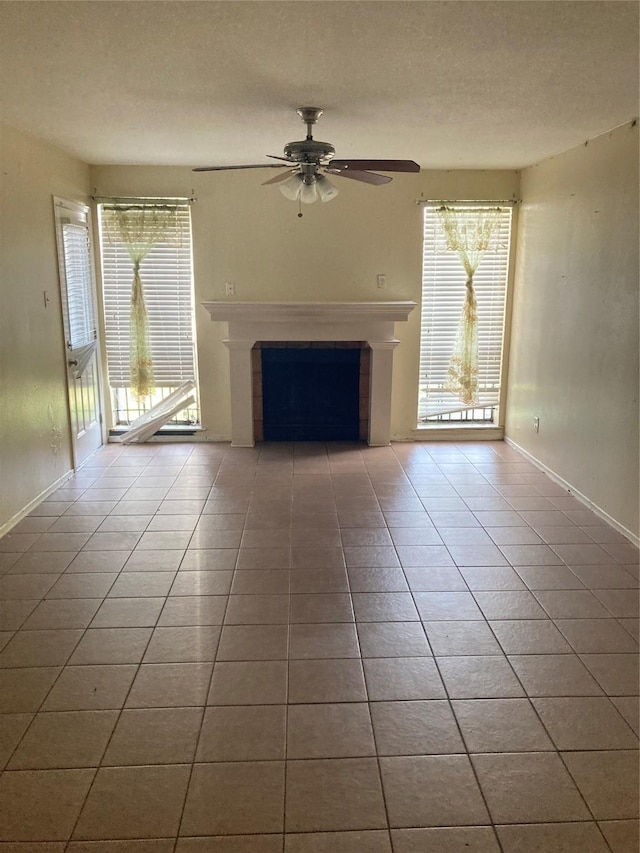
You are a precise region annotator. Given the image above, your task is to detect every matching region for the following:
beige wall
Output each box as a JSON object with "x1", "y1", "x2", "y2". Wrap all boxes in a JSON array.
[
  {"x1": 90, "y1": 166, "x2": 519, "y2": 441},
  {"x1": 0, "y1": 123, "x2": 91, "y2": 531},
  {"x1": 505, "y1": 122, "x2": 639, "y2": 538}
]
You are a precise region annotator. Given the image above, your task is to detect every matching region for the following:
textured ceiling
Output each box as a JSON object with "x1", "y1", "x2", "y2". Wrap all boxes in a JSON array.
[{"x1": 0, "y1": 1, "x2": 637, "y2": 170}]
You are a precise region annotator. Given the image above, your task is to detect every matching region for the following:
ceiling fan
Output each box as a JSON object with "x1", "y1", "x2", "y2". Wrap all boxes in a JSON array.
[{"x1": 193, "y1": 107, "x2": 420, "y2": 205}]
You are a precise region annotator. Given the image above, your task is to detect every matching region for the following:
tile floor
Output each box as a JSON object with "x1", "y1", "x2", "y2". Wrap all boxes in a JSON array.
[{"x1": 0, "y1": 440, "x2": 638, "y2": 852}]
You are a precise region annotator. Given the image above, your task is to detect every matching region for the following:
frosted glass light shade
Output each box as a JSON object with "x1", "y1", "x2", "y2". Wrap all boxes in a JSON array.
[
  {"x1": 300, "y1": 180, "x2": 319, "y2": 204},
  {"x1": 316, "y1": 175, "x2": 339, "y2": 202},
  {"x1": 279, "y1": 173, "x2": 303, "y2": 200}
]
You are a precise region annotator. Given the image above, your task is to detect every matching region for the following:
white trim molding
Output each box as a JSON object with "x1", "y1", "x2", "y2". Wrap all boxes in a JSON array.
[{"x1": 202, "y1": 301, "x2": 416, "y2": 447}]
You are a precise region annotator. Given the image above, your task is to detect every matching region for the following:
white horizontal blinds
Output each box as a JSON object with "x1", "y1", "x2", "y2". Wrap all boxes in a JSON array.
[
  {"x1": 100, "y1": 203, "x2": 195, "y2": 388},
  {"x1": 418, "y1": 204, "x2": 512, "y2": 420},
  {"x1": 55, "y1": 205, "x2": 96, "y2": 349}
]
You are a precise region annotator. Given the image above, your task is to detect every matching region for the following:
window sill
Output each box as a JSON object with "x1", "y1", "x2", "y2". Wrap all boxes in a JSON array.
[{"x1": 411, "y1": 423, "x2": 504, "y2": 442}]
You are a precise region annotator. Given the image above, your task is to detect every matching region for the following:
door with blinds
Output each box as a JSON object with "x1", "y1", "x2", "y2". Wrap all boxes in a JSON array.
[{"x1": 54, "y1": 198, "x2": 104, "y2": 466}]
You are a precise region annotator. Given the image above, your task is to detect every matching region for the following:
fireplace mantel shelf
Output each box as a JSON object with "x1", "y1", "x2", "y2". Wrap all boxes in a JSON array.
[
  {"x1": 202, "y1": 300, "x2": 416, "y2": 446},
  {"x1": 202, "y1": 301, "x2": 416, "y2": 325}
]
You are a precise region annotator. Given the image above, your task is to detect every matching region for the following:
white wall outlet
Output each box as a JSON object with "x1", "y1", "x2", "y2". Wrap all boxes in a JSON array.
[
  {"x1": 533, "y1": 417, "x2": 540, "y2": 433},
  {"x1": 225, "y1": 282, "x2": 235, "y2": 296},
  {"x1": 377, "y1": 274, "x2": 386, "y2": 289}
]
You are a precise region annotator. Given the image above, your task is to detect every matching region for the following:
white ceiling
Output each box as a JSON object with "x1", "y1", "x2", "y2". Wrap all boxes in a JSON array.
[{"x1": 0, "y1": 1, "x2": 637, "y2": 170}]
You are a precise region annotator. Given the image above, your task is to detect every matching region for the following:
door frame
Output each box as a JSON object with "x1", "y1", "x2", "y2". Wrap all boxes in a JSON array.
[{"x1": 53, "y1": 196, "x2": 106, "y2": 469}]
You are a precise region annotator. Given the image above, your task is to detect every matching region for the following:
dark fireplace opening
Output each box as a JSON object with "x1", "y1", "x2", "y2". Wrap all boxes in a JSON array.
[{"x1": 258, "y1": 343, "x2": 366, "y2": 441}]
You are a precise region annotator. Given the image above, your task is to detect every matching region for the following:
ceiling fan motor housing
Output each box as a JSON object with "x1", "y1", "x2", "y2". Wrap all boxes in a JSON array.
[{"x1": 283, "y1": 139, "x2": 335, "y2": 164}]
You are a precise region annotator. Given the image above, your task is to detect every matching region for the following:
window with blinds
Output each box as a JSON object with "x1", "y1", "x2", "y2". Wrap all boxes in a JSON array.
[
  {"x1": 55, "y1": 204, "x2": 96, "y2": 349},
  {"x1": 418, "y1": 204, "x2": 513, "y2": 424},
  {"x1": 98, "y1": 200, "x2": 200, "y2": 426}
]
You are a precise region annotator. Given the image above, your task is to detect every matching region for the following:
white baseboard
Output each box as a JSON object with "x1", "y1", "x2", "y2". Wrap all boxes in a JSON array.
[
  {"x1": 505, "y1": 437, "x2": 639, "y2": 548},
  {"x1": 0, "y1": 469, "x2": 74, "y2": 538}
]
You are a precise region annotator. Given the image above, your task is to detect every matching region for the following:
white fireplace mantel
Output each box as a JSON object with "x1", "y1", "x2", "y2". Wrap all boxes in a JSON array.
[{"x1": 202, "y1": 301, "x2": 416, "y2": 446}]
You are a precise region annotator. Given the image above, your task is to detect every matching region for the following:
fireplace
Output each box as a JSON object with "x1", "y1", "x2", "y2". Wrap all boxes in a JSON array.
[
  {"x1": 201, "y1": 302, "x2": 416, "y2": 446},
  {"x1": 254, "y1": 341, "x2": 369, "y2": 441}
]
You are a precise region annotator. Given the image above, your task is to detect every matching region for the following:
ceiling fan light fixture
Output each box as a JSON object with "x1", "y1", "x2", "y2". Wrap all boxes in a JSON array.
[
  {"x1": 299, "y1": 179, "x2": 319, "y2": 204},
  {"x1": 278, "y1": 173, "x2": 303, "y2": 201},
  {"x1": 316, "y1": 175, "x2": 339, "y2": 203}
]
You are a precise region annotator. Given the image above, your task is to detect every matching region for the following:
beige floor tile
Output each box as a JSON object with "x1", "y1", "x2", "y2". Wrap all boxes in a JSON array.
[
  {"x1": 242, "y1": 528, "x2": 292, "y2": 547},
  {"x1": 437, "y1": 655, "x2": 525, "y2": 698},
  {"x1": 508, "y1": 654, "x2": 604, "y2": 696},
  {"x1": 534, "y1": 590, "x2": 611, "y2": 619},
  {"x1": 555, "y1": 618, "x2": 639, "y2": 653},
  {"x1": 108, "y1": 572, "x2": 176, "y2": 598},
  {"x1": 169, "y1": 572, "x2": 232, "y2": 596},
  {"x1": 66, "y1": 552, "x2": 130, "y2": 573},
  {"x1": 0, "y1": 600, "x2": 39, "y2": 631},
  {"x1": 352, "y1": 592, "x2": 419, "y2": 622},
  {"x1": 380, "y1": 754, "x2": 489, "y2": 827},
  {"x1": 363, "y1": 657, "x2": 445, "y2": 700},
  {"x1": 0, "y1": 574, "x2": 60, "y2": 600},
  {"x1": 235, "y1": 548, "x2": 291, "y2": 570},
  {"x1": 83, "y1": 532, "x2": 142, "y2": 551},
  {"x1": 9, "y1": 551, "x2": 75, "y2": 573},
  {"x1": 471, "y1": 752, "x2": 591, "y2": 823},
  {"x1": 289, "y1": 623, "x2": 359, "y2": 659},
  {"x1": 196, "y1": 704, "x2": 286, "y2": 761},
  {"x1": 593, "y1": 588, "x2": 640, "y2": 618},
  {"x1": 90, "y1": 597, "x2": 164, "y2": 628},
  {"x1": 490, "y1": 620, "x2": 572, "y2": 654},
  {"x1": 22, "y1": 599, "x2": 101, "y2": 630},
  {"x1": 474, "y1": 591, "x2": 548, "y2": 620},
  {"x1": 569, "y1": 564, "x2": 638, "y2": 589},
  {"x1": 181, "y1": 761, "x2": 285, "y2": 835},
  {"x1": 0, "y1": 629, "x2": 83, "y2": 668},
  {"x1": 0, "y1": 842, "x2": 66, "y2": 852},
  {"x1": 288, "y1": 658, "x2": 366, "y2": 704},
  {"x1": 143, "y1": 625, "x2": 220, "y2": 663},
  {"x1": 224, "y1": 593, "x2": 290, "y2": 624},
  {"x1": 123, "y1": 550, "x2": 183, "y2": 571},
  {"x1": 344, "y1": 528, "x2": 394, "y2": 546},
  {"x1": 287, "y1": 703, "x2": 375, "y2": 758},
  {"x1": 0, "y1": 768, "x2": 95, "y2": 840},
  {"x1": 208, "y1": 660, "x2": 288, "y2": 705},
  {"x1": 291, "y1": 546, "x2": 345, "y2": 569},
  {"x1": 230, "y1": 569, "x2": 290, "y2": 594},
  {"x1": 179, "y1": 550, "x2": 238, "y2": 572},
  {"x1": 347, "y1": 567, "x2": 408, "y2": 592},
  {"x1": 286, "y1": 757, "x2": 386, "y2": 832},
  {"x1": 290, "y1": 593, "x2": 354, "y2": 623},
  {"x1": 73, "y1": 764, "x2": 191, "y2": 840},
  {"x1": 496, "y1": 822, "x2": 609, "y2": 852},
  {"x1": 289, "y1": 570, "x2": 349, "y2": 593},
  {"x1": 562, "y1": 750, "x2": 640, "y2": 819},
  {"x1": 177, "y1": 837, "x2": 283, "y2": 853},
  {"x1": 103, "y1": 707, "x2": 203, "y2": 765},
  {"x1": 515, "y1": 565, "x2": 586, "y2": 590},
  {"x1": 8, "y1": 710, "x2": 118, "y2": 769},
  {"x1": 216, "y1": 624, "x2": 288, "y2": 660},
  {"x1": 580, "y1": 653, "x2": 640, "y2": 695},
  {"x1": 97, "y1": 515, "x2": 153, "y2": 532},
  {"x1": 285, "y1": 830, "x2": 392, "y2": 852},
  {"x1": 68, "y1": 627, "x2": 152, "y2": 665},
  {"x1": 126, "y1": 662, "x2": 213, "y2": 708},
  {"x1": 391, "y1": 826, "x2": 500, "y2": 852},
  {"x1": 46, "y1": 573, "x2": 118, "y2": 599},
  {"x1": 42, "y1": 665, "x2": 137, "y2": 711},
  {"x1": 598, "y1": 819, "x2": 640, "y2": 853},
  {"x1": 403, "y1": 566, "x2": 467, "y2": 591},
  {"x1": 413, "y1": 591, "x2": 484, "y2": 621},
  {"x1": 423, "y1": 621, "x2": 502, "y2": 656},
  {"x1": 371, "y1": 699, "x2": 463, "y2": 755},
  {"x1": 68, "y1": 839, "x2": 174, "y2": 851},
  {"x1": 533, "y1": 696, "x2": 638, "y2": 750},
  {"x1": 454, "y1": 699, "x2": 553, "y2": 753},
  {"x1": 158, "y1": 596, "x2": 227, "y2": 626},
  {"x1": 357, "y1": 622, "x2": 431, "y2": 657},
  {"x1": 0, "y1": 714, "x2": 33, "y2": 770},
  {"x1": 611, "y1": 697, "x2": 640, "y2": 736},
  {"x1": 28, "y1": 533, "x2": 91, "y2": 552}
]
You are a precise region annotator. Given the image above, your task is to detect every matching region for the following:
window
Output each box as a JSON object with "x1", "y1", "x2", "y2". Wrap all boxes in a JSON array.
[
  {"x1": 418, "y1": 203, "x2": 513, "y2": 425},
  {"x1": 98, "y1": 199, "x2": 199, "y2": 428}
]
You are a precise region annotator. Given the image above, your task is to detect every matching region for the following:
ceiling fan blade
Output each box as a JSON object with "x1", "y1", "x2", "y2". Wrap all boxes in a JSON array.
[
  {"x1": 330, "y1": 159, "x2": 420, "y2": 173},
  {"x1": 262, "y1": 170, "x2": 299, "y2": 185},
  {"x1": 266, "y1": 154, "x2": 297, "y2": 163},
  {"x1": 192, "y1": 164, "x2": 289, "y2": 172},
  {"x1": 326, "y1": 168, "x2": 392, "y2": 186}
]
